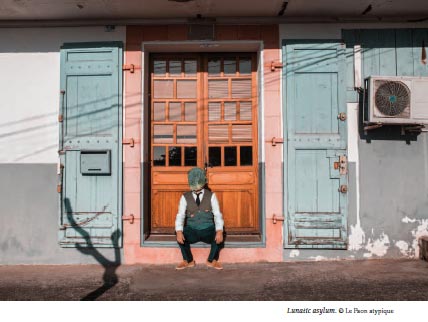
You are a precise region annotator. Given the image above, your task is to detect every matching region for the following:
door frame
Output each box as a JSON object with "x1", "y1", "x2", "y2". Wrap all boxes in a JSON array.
[
  {"x1": 281, "y1": 39, "x2": 348, "y2": 249},
  {"x1": 139, "y1": 41, "x2": 266, "y2": 247}
]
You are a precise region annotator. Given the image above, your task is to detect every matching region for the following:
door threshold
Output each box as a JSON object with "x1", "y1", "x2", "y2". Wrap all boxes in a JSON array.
[{"x1": 144, "y1": 234, "x2": 262, "y2": 243}]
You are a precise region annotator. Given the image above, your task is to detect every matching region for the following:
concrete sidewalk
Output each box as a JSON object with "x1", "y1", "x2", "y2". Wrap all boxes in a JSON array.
[{"x1": 0, "y1": 259, "x2": 427, "y2": 301}]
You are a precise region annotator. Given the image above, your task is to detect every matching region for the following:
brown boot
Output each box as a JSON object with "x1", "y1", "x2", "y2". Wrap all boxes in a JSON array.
[
  {"x1": 206, "y1": 260, "x2": 223, "y2": 270},
  {"x1": 175, "y1": 260, "x2": 196, "y2": 270}
]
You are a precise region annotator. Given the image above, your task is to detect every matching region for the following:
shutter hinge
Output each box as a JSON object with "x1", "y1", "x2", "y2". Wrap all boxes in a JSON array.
[
  {"x1": 270, "y1": 137, "x2": 284, "y2": 146},
  {"x1": 57, "y1": 163, "x2": 64, "y2": 193},
  {"x1": 272, "y1": 214, "x2": 285, "y2": 224},
  {"x1": 123, "y1": 138, "x2": 135, "y2": 147},
  {"x1": 123, "y1": 64, "x2": 139, "y2": 73},
  {"x1": 58, "y1": 114, "x2": 63, "y2": 122},
  {"x1": 122, "y1": 214, "x2": 135, "y2": 224},
  {"x1": 271, "y1": 61, "x2": 283, "y2": 72}
]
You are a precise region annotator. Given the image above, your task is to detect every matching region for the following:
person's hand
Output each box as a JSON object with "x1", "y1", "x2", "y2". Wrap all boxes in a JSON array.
[
  {"x1": 215, "y1": 230, "x2": 223, "y2": 244},
  {"x1": 176, "y1": 231, "x2": 185, "y2": 244}
]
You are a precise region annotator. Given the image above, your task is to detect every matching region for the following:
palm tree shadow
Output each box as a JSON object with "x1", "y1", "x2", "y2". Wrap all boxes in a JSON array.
[{"x1": 64, "y1": 198, "x2": 121, "y2": 301}]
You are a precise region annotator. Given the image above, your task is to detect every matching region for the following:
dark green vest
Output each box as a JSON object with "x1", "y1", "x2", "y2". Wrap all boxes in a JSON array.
[{"x1": 184, "y1": 190, "x2": 214, "y2": 230}]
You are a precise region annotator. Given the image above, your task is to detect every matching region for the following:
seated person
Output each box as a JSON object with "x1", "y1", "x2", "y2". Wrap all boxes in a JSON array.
[{"x1": 175, "y1": 167, "x2": 224, "y2": 270}]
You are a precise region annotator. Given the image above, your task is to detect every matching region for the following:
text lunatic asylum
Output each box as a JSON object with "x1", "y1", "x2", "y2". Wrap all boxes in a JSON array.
[{"x1": 287, "y1": 307, "x2": 336, "y2": 315}]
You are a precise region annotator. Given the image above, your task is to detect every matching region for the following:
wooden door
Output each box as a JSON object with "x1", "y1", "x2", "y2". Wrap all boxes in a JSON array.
[
  {"x1": 59, "y1": 43, "x2": 123, "y2": 247},
  {"x1": 283, "y1": 42, "x2": 348, "y2": 249},
  {"x1": 150, "y1": 53, "x2": 258, "y2": 235}
]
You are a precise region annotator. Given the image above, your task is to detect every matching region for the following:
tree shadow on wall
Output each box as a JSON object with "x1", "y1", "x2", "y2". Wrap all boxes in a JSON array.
[{"x1": 64, "y1": 198, "x2": 121, "y2": 301}]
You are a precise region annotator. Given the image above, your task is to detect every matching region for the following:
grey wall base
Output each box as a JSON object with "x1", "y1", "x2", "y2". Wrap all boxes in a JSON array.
[
  {"x1": 0, "y1": 164, "x2": 122, "y2": 264},
  {"x1": 2, "y1": 149, "x2": 427, "y2": 264}
]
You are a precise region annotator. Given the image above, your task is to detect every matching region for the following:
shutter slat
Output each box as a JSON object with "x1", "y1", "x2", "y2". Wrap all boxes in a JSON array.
[
  {"x1": 209, "y1": 80, "x2": 228, "y2": 98},
  {"x1": 209, "y1": 102, "x2": 221, "y2": 121},
  {"x1": 209, "y1": 125, "x2": 229, "y2": 142},
  {"x1": 232, "y1": 125, "x2": 252, "y2": 142},
  {"x1": 232, "y1": 79, "x2": 251, "y2": 98},
  {"x1": 240, "y1": 102, "x2": 252, "y2": 120}
]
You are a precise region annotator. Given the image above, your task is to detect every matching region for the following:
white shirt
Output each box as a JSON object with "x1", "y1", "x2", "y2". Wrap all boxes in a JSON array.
[{"x1": 175, "y1": 189, "x2": 224, "y2": 232}]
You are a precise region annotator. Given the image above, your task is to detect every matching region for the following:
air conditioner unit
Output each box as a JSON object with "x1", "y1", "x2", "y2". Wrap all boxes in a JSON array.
[{"x1": 365, "y1": 76, "x2": 428, "y2": 125}]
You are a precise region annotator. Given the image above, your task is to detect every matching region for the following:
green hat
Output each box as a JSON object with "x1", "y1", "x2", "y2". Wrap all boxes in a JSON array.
[{"x1": 188, "y1": 167, "x2": 206, "y2": 191}]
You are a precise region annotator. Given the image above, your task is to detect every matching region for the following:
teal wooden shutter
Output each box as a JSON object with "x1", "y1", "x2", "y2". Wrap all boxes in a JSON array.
[
  {"x1": 283, "y1": 41, "x2": 348, "y2": 249},
  {"x1": 58, "y1": 43, "x2": 123, "y2": 247}
]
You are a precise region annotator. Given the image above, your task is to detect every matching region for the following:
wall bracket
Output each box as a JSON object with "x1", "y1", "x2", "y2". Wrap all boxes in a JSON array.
[
  {"x1": 272, "y1": 214, "x2": 285, "y2": 224},
  {"x1": 122, "y1": 214, "x2": 135, "y2": 224}
]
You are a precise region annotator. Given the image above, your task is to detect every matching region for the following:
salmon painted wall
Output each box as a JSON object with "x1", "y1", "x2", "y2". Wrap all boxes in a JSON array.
[{"x1": 124, "y1": 25, "x2": 283, "y2": 264}]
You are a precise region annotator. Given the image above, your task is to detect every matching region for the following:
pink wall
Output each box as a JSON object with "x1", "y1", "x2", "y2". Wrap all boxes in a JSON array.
[{"x1": 124, "y1": 25, "x2": 283, "y2": 264}]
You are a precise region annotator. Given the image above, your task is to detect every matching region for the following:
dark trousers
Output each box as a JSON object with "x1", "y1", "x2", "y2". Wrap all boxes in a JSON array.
[{"x1": 178, "y1": 225, "x2": 222, "y2": 263}]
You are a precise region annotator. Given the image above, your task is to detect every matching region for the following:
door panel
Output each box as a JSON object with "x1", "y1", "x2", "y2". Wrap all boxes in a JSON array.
[
  {"x1": 150, "y1": 54, "x2": 202, "y2": 233},
  {"x1": 204, "y1": 54, "x2": 258, "y2": 234},
  {"x1": 294, "y1": 150, "x2": 340, "y2": 213},
  {"x1": 150, "y1": 53, "x2": 259, "y2": 235},
  {"x1": 216, "y1": 189, "x2": 256, "y2": 231},
  {"x1": 65, "y1": 75, "x2": 114, "y2": 136},
  {"x1": 152, "y1": 190, "x2": 185, "y2": 232},
  {"x1": 284, "y1": 42, "x2": 347, "y2": 249},
  {"x1": 59, "y1": 43, "x2": 122, "y2": 247},
  {"x1": 294, "y1": 73, "x2": 339, "y2": 134}
]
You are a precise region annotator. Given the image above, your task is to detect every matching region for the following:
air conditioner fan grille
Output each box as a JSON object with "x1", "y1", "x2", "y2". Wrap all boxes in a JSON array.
[{"x1": 374, "y1": 81, "x2": 410, "y2": 116}]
